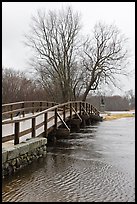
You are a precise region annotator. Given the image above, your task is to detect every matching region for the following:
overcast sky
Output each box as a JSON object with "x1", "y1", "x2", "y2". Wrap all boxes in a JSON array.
[{"x1": 2, "y1": 2, "x2": 135, "y2": 95}]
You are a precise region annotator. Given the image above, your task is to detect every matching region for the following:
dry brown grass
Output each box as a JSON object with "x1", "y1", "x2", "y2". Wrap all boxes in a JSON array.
[{"x1": 103, "y1": 113, "x2": 135, "y2": 121}]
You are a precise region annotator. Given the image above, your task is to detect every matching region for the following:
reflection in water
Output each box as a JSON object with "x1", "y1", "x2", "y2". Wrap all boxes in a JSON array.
[{"x1": 2, "y1": 117, "x2": 135, "y2": 202}]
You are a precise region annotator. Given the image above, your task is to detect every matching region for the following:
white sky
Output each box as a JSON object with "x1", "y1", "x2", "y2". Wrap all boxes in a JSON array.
[{"x1": 2, "y1": 2, "x2": 135, "y2": 95}]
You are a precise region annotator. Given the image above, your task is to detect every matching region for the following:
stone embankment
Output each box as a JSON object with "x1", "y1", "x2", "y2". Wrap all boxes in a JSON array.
[{"x1": 2, "y1": 138, "x2": 47, "y2": 178}]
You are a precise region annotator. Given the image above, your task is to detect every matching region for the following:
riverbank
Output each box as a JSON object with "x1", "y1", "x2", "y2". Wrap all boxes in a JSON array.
[{"x1": 101, "y1": 111, "x2": 135, "y2": 121}]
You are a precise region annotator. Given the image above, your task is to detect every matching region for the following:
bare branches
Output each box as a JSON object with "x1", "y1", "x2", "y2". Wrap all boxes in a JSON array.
[
  {"x1": 24, "y1": 8, "x2": 130, "y2": 102},
  {"x1": 24, "y1": 6, "x2": 81, "y2": 102},
  {"x1": 81, "y1": 22, "x2": 129, "y2": 101}
]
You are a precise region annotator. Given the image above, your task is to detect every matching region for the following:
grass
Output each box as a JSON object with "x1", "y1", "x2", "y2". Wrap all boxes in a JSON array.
[{"x1": 103, "y1": 113, "x2": 135, "y2": 121}]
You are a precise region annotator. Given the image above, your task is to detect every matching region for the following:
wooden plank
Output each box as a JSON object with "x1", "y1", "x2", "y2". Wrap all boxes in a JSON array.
[
  {"x1": 57, "y1": 112, "x2": 70, "y2": 131},
  {"x1": 14, "y1": 122, "x2": 19, "y2": 145},
  {"x1": 2, "y1": 134, "x2": 14, "y2": 143},
  {"x1": 47, "y1": 115, "x2": 55, "y2": 122},
  {"x1": 2, "y1": 105, "x2": 52, "y2": 116},
  {"x1": 20, "y1": 128, "x2": 32, "y2": 137},
  {"x1": 81, "y1": 105, "x2": 90, "y2": 117},
  {"x1": 72, "y1": 107, "x2": 82, "y2": 121},
  {"x1": 44, "y1": 112, "x2": 48, "y2": 137},
  {"x1": 32, "y1": 118, "x2": 36, "y2": 138},
  {"x1": 2, "y1": 128, "x2": 32, "y2": 143}
]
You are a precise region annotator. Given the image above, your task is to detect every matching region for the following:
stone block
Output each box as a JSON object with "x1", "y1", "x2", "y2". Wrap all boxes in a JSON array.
[
  {"x1": 16, "y1": 143, "x2": 29, "y2": 156},
  {"x1": 27, "y1": 138, "x2": 47, "y2": 152},
  {"x1": 2, "y1": 149, "x2": 8, "y2": 164},
  {"x1": 41, "y1": 138, "x2": 47, "y2": 145},
  {"x1": 7, "y1": 146, "x2": 19, "y2": 161}
]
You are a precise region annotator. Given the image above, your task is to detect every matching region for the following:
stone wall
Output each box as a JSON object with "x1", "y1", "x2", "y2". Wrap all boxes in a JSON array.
[{"x1": 2, "y1": 138, "x2": 47, "y2": 178}]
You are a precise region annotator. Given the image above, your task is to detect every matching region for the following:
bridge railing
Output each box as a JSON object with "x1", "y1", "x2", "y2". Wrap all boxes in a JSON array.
[
  {"x1": 2, "y1": 101, "x2": 57, "y2": 120},
  {"x1": 2, "y1": 101, "x2": 100, "y2": 145}
]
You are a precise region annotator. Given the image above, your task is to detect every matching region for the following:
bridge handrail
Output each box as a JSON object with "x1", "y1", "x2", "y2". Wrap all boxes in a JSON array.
[
  {"x1": 2, "y1": 101, "x2": 99, "y2": 125},
  {"x1": 2, "y1": 101, "x2": 57, "y2": 120},
  {"x1": 2, "y1": 101, "x2": 100, "y2": 145},
  {"x1": 2, "y1": 100, "x2": 56, "y2": 107}
]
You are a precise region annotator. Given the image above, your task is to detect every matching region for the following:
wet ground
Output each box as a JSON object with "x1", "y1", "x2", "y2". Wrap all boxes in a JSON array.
[{"x1": 2, "y1": 117, "x2": 135, "y2": 202}]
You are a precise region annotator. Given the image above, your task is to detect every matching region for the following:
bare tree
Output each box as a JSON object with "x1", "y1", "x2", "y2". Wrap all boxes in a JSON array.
[
  {"x1": 24, "y1": 7, "x2": 130, "y2": 103},
  {"x1": 81, "y1": 22, "x2": 129, "y2": 101},
  {"x1": 24, "y1": 6, "x2": 81, "y2": 102}
]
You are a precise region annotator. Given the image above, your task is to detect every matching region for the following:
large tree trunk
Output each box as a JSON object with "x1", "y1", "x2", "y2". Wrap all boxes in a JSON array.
[
  {"x1": 82, "y1": 86, "x2": 91, "y2": 101},
  {"x1": 81, "y1": 78, "x2": 95, "y2": 101}
]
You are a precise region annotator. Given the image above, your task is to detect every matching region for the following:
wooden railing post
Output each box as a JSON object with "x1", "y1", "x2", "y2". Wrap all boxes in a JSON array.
[
  {"x1": 32, "y1": 118, "x2": 36, "y2": 138},
  {"x1": 14, "y1": 122, "x2": 19, "y2": 145},
  {"x1": 55, "y1": 108, "x2": 58, "y2": 129},
  {"x1": 44, "y1": 112, "x2": 48, "y2": 137}
]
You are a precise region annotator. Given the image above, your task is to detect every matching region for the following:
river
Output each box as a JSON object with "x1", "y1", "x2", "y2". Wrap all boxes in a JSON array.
[{"x1": 2, "y1": 117, "x2": 135, "y2": 202}]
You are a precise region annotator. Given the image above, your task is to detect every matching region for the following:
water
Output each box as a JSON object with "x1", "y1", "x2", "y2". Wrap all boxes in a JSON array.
[{"x1": 2, "y1": 117, "x2": 135, "y2": 202}]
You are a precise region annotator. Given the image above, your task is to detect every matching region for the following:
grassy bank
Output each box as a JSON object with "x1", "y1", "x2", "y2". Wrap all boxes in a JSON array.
[{"x1": 103, "y1": 113, "x2": 135, "y2": 121}]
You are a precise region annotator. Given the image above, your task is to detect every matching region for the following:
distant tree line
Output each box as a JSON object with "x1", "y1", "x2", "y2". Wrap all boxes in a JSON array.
[
  {"x1": 2, "y1": 67, "x2": 135, "y2": 111},
  {"x1": 2, "y1": 68, "x2": 48, "y2": 103},
  {"x1": 87, "y1": 94, "x2": 135, "y2": 111}
]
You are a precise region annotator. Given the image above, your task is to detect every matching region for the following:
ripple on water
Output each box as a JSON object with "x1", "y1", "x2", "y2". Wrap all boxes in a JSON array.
[
  {"x1": 2, "y1": 118, "x2": 135, "y2": 202},
  {"x1": 2, "y1": 155, "x2": 135, "y2": 202}
]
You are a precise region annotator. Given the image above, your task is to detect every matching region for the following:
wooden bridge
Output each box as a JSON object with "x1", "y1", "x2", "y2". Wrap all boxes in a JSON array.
[{"x1": 2, "y1": 101, "x2": 102, "y2": 146}]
